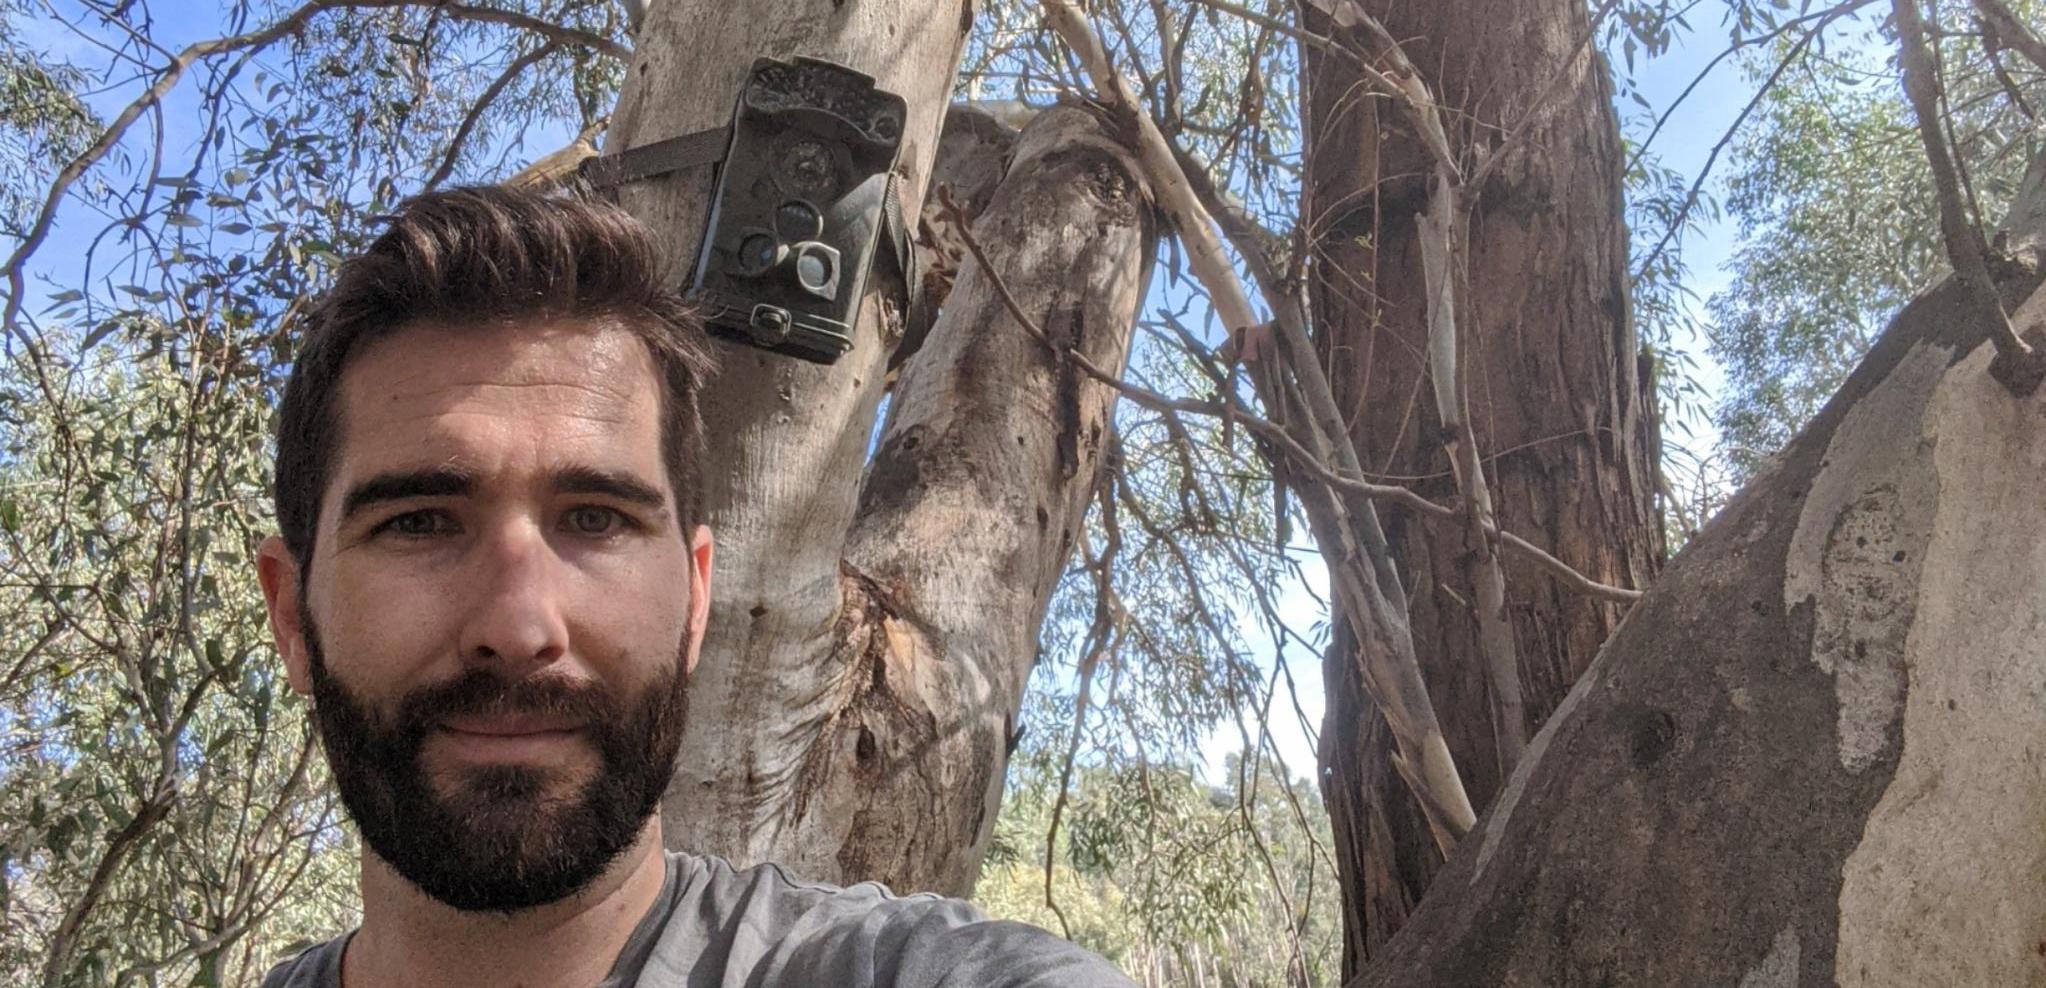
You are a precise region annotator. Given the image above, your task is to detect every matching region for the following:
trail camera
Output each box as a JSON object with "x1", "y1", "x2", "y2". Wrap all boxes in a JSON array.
[{"x1": 690, "y1": 57, "x2": 908, "y2": 363}]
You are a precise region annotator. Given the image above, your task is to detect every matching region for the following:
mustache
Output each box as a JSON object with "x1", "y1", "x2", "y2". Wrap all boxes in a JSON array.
[{"x1": 393, "y1": 669, "x2": 618, "y2": 735}]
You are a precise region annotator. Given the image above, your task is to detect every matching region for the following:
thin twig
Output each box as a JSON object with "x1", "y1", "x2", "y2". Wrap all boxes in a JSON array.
[
  {"x1": 1634, "y1": 8, "x2": 1845, "y2": 279},
  {"x1": 1622, "y1": 0, "x2": 1877, "y2": 175},
  {"x1": 1042, "y1": 482, "x2": 1123, "y2": 941},
  {"x1": 425, "y1": 40, "x2": 561, "y2": 189}
]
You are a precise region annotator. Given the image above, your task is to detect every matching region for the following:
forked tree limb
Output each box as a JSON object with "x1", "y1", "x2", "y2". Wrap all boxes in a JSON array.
[{"x1": 1040, "y1": 1, "x2": 1256, "y2": 334}]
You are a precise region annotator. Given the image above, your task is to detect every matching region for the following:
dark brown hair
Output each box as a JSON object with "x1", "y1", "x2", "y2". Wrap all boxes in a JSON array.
[{"x1": 273, "y1": 185, "x2": 717, "y2": 570}]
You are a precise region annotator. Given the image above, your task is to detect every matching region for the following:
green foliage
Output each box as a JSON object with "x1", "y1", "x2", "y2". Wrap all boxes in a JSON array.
[
  {"x1": 15, "y1": 0, "x2": 2017, "y2": 982},
  {"x1": 0, "y1": 0, "x2": 97, "y2": 240},
  {"x1": 0, "y1": 330, "x2": 355, "y2": 985},
  {"x1": 976, "y1": 740, "x2": 1340, "y2": 986},
  {"x1": 1710, "y1": 4, "x2": 2045, "y2": 479},
  {"x1": 0, "y1": 3, "x2": 619, "y2": 979}
]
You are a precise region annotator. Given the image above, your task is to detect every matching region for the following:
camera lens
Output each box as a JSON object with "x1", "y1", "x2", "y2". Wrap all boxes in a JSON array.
[
  {"x1": 738, "y1": 233, "x2": 780, "y2": 276},
  {"x1": 796, "y1": 251, "x2": 833, "y2": 292},
  {"x1": 775, "y1": 200, "x2": 824, "y2": 241},
  {"x1": 782, "y1": 140, "x2": 837, "y2": 198}
]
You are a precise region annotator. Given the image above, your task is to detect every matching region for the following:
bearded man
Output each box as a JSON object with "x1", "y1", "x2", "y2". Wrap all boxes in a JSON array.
[{"x1": 254, "y1": 186, "x2": 1133, "y2": 987}]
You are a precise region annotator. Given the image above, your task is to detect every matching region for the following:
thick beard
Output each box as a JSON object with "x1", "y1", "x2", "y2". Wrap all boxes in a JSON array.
[{"x1": 303, "y1": 604, "x2": 688, "y2": 913}]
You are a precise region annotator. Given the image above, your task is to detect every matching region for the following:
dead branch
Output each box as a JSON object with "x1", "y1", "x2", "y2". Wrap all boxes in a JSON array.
[
  {"x1": 505, "y1": 116, "x2": 608, "y2": 190},
  {"x1": 1298, "y1": 0, "x2": 1530, "y2": 765}
]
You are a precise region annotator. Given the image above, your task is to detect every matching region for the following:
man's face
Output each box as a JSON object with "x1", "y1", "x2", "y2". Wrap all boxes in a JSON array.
[{"x1": 256, "y1": 318, "x2": 713, "y2": 912}]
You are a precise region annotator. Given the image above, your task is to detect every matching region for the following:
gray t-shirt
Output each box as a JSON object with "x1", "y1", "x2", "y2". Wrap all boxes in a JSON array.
[{"x1": 261, "y1": 852, "x2": 1134, "y2": 987}]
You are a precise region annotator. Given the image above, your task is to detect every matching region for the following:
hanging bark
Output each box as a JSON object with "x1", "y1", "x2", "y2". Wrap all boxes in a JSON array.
[
  {"x1": 1357, "y1": 259, "x2": 2046, "y2": 987},
  {"x1": 1302, "y1": 0, "x2": 1664, "y2": 970},
  {"x1": 1043, "y1": 0, "x2": 1483, "y2": 850},
  {"x1": 607, "y1": 4, "x2": 1158, "y2": 893}
]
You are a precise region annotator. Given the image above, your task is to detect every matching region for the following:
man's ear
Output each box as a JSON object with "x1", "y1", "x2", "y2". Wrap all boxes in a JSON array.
[
  {"x1": 255, "y1": 535, "x2": 314, "y2": 696},
  {"x1": 683, "y1": 524, "x2": 714, "y2": 678}
]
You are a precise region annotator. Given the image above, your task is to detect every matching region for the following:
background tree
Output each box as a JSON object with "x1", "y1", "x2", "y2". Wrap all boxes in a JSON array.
[{"x1": 1298, "y1": 0, "x2": 1664, "y2": 967}]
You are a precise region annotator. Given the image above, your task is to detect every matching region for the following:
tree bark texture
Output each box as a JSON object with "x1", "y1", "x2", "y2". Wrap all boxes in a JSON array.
[
  {"x1": 607, "y1": 7, "x2": 1157, "y2": 894},
  {"x1": 1302, "y1": 0, "x2": 1664, "y2": 969},
  {"x1": 1357, "y1": 260, "x2": 2046, "y2": 987}
]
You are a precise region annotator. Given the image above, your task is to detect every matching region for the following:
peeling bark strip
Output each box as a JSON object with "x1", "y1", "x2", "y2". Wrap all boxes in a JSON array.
[{"x1": 1356, "y1": 265, "x2": 2046, "y2": 987}]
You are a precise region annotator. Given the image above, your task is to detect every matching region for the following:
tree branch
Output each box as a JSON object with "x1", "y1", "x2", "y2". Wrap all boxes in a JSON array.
[
  {"x1": 2, "y1": 0, "x2": 626, "y2": 340},
  {"x1": 939, "y1": 187, "x2": 1645, "y2": 612},
  {"x1": 1894, "y1": 0, "x2": 2045, "y2": 394},
  {"x1": 1973, "y1": 0, "x2": 2046, "y2": 75},
  {"x1": 1634, "y1": 8, "x2": 1844, "y2": 280},
  {"x1": 425, "y1": 40, "x2": 561, "y2": 190}
]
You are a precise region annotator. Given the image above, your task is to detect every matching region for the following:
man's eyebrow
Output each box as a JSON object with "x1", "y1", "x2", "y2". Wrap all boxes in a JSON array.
[
  {"x1": 553, "y1": 466, "x2": 669, "y2": 511},
  {"x1": 339, "y1": 467, "x2": 475, "y2": 521}
]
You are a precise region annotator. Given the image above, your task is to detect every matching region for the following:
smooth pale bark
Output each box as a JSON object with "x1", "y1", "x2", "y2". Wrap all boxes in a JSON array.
[
  {"x1": 603, "y1": 0, "x2": 971, "y2": 890},
  {"x1": 609, "y1": 7, "x2": 1156, "y2": 891},
  {"x1": 833, "y1": 105, "x2": 1155, "y2": 891},
  {"x1": 1356, "y1": 260, "x2": 2046, "y2": 987},
  {"x1": 2005, "y1": 148, "x2": 2046, "y2": 251},
  {"x1": 1302, "y1": 0, "x2": 1662, "y2": 968}
]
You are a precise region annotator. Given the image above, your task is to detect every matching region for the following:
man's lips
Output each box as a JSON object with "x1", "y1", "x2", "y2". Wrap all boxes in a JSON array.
[{"x1": 436, "y1": 714, "x2": 584, "y2": 737}]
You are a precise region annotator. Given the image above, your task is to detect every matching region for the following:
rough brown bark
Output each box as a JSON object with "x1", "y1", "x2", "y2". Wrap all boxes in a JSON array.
[
  {"x1": 607, "y1": 6, "x2": 1157, "y2": 894},
  {"x1": 1302, "y1": 0, "x2": 1663, "y2": 970},
  {"x1": 1356, "y1": 260, "x2": 2046, "y2": 988}
]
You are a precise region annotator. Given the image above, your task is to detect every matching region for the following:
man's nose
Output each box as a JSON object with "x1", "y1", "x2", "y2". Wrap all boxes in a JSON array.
[{"x1": 458, "y1": 520, "x2": 570, "y2": 672}]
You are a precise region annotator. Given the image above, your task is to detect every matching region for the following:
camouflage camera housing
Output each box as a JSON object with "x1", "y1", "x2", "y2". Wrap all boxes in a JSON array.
[{"x1": 689, "y1": 57, "x2": 908, "y2": 363}]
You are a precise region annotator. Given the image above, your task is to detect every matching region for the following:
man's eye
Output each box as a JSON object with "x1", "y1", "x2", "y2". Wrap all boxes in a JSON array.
[
  {"x1": 379, "y1": 510, "x2": 457, "y2": 538},
  {"x1": 564, "y1": 506, "x2": 627, "y2": 536}
]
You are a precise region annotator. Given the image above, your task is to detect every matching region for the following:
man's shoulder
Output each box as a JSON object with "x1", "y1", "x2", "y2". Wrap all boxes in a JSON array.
[
  {"x1": 257, "y1": 932, "x2": 349, "y2": 988},
  {"x1": 647, "y1": 852, "x2": 1135, "y2": 987}
]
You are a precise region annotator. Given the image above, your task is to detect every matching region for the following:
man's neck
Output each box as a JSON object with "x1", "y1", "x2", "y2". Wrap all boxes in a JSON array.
[{"x1": 343, "y1": 821, "x2": 668, "y2": 988}]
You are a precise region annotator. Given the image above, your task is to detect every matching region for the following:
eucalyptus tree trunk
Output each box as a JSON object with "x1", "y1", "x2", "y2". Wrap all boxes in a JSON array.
[
  {"x1": 608, "y1": 4, "x2": 1156, "y2": 894},
  {"x1": 1301, "y1": 0, "x2": 1663, "y2": 969},
  {"x1": 1357, "y1": 261, "x2": 2046, "y2": 987}
]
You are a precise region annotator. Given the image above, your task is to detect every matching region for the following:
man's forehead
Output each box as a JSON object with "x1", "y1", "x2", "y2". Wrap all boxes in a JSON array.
[
  {"x1": 325, "y1": 319, "x2": 666, "y2": 492},
  {"x1": 343, "y1": 317, "x2": 655, "y2": 404}
]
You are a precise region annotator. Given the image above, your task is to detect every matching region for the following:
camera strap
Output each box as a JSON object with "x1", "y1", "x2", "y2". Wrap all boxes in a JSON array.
[{"x1": 579, "y1": 127, "x2": 928, "y2": 354}]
